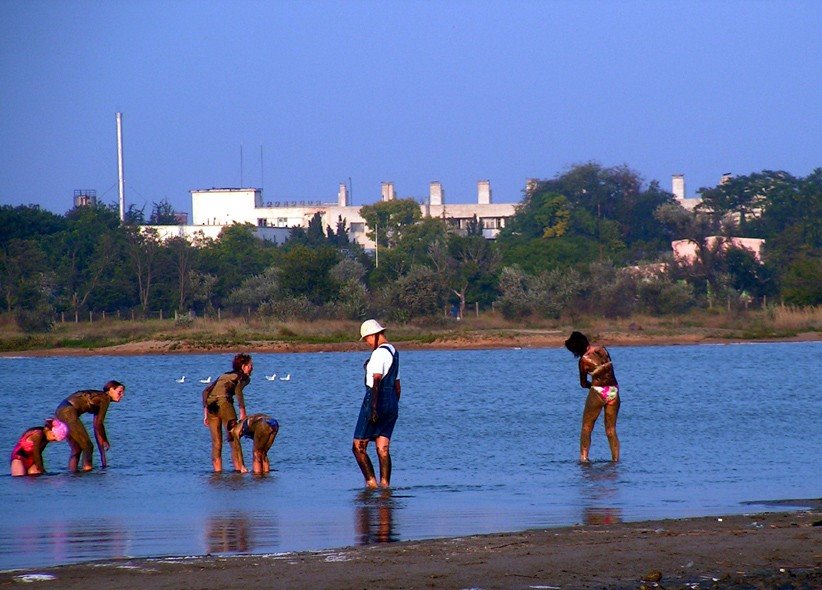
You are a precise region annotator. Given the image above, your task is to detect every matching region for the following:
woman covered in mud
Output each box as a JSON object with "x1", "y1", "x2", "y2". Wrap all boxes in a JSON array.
[
  {"x1": 564, "y1": 331, "x2": 620, "y2": 463},
  {"x1": 55, "y1": 380, "x2": 126, "y2": 472},
  {"x1": 203, "y1": 353, "x2": 253, "y2": 473}
]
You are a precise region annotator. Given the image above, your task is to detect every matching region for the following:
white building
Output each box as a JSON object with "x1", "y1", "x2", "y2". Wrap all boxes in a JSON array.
[{"x1": 142, "y1": 180, "x2": 517, "y2": 248}]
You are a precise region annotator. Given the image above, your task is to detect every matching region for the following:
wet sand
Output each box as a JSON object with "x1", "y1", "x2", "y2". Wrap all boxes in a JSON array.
[{"x1": 5, "y1": 508, "x2": 819, "y2": 589}]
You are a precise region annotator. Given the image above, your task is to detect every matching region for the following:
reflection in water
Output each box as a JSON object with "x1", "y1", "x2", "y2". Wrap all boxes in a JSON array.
[
  {"x1": 206, "y1": 513, "x2": 252, "y2": 554},
  {"x1": 578, "y1": 462, "x2": 623, "y2": 525},
  {"x1": 205, "y1": 511, "x2": 280, "y2": 555},
  {"x1": 355, "y1": 489, "x2": 398, "y2": 544},
  {"x1": 12, "y1": 518, "x2": 128, "y2": 565}
]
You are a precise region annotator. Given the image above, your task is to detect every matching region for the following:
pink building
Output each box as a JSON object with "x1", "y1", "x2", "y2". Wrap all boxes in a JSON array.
[{"x1": 671, "y1": 236, "x2": 765, "y2": 265}]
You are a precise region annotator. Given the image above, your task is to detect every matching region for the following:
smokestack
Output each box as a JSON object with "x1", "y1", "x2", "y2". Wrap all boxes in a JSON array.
[
  {"x1": 672, "y1": 174, "x2": 685, "y2": 200},
  {"x1": 429, "y1": 181, "x2": 443, "y2": 206},
  {"x1": 116, "y1": 112, "x2": 125, "y2": 222},
  {"x1": 477, "y1": 179, "x2": 491, "y2": 204}
]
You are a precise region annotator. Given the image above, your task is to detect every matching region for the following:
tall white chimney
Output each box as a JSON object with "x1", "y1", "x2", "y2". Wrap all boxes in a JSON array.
[
  {"x1": 672, "y1": 174, "x2": 685, "y2": 200},
  {"x1": 477, "y1": 179, "x2": 491, "y2": 204},
  {"x1": 337, "y1": 182, "x2": 350, "y2": 207},
  {"x1": 116, "y1": 112, "x2": 125, "y2": 221},
  {"x1": 429, "y1": 181, "x2": 443, "y2": 206}
]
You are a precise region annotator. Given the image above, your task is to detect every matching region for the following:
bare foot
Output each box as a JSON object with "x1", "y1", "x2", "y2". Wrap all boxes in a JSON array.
[
  {"x1": 82, "y1": 464, "x2": 93, "y2": 472},
  {"x1": 365, "y1": 479, "x2": 378, "y2": 489}
]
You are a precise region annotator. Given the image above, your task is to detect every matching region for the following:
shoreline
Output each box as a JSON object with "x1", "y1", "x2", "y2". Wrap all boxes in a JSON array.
[
  {"x1": 2, "y1": 330, "x2": 819, "y2": 357},
  {"x1": 4, "y1": 507, "x2": 819, "y2": 589}
]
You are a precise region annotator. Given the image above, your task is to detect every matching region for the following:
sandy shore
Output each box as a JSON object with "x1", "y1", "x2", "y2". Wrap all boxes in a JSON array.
[{"x1": 4, "y1": 508, "x2": 819, "y2": 589}]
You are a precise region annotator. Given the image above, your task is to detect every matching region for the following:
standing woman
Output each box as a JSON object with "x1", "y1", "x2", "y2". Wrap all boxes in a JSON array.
[
  {"x1": 10, "y1": 418, "x2": 69, "y2": 476},
  {"x1": 203, "y1": 353, "x2": 253, "y2": 473},
  {"x1": 353, "y1": 320, "x2": 401, "y2": 489},
  {"x1": 564, "y1": 331, "x2": 620, "y2": 463},
  {"x1": 55, "y1": 380, "x2": 126, "y2": 471}
]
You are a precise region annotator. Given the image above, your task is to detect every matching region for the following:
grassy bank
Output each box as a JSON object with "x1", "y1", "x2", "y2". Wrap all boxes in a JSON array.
[{"x1": 0, "y1": 307, "x2": 819, "y2": 355}]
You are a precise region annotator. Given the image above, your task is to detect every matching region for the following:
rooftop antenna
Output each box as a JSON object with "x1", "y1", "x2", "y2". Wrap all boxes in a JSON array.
[{"x1": 116, "y1": 112, "x2": 125, "y2": 222}]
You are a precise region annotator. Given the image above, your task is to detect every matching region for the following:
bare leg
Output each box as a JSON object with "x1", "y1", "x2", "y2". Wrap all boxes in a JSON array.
[
  {"x1": 580, "y1": 389, "x2": 604, "y2": 463},
  {"x1": 207, "y1": 415, "x2": 224, "y2": 472},
  {"x1": 375, "y1": 436, "x2": 392, "y2": 488},
  {"x1": 603, "y1": 397, "x2": 621, "y2": 462},
  {"x1": 67, "y1": 439, "x2": 82, "y2": 472},
  {"x1": 353, "y1": 439, "x2": 378, "y2": 488},
  {"x1": 259, "y1": 431, "x2": 276, "y2": 474},
  {"x1": 10, "y1": 459, "x2": 25, "y2": 477},
  {"x1": 229, "y1": 432, "x2": 247, "y2": 473}
]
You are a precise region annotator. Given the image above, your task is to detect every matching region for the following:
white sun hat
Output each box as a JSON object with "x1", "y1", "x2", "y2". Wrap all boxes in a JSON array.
[{"x1": 359, "y1": 319, "x2": 385, "y2": 340}]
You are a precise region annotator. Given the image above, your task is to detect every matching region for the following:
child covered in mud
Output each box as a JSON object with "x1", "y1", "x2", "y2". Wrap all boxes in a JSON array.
[{"x1": 229, "y1": 413, "x2": 279, "y2": 474}]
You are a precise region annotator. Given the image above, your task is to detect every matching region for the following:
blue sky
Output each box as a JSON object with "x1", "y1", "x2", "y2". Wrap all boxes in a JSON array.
[{"x1": 1, "y1": 1, "x2": 820, "y2": 217}]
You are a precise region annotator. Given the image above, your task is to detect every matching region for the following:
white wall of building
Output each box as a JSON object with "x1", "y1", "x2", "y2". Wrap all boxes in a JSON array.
[{"x1": 148, "y1": 181, "x2": 517, "y2": 248}]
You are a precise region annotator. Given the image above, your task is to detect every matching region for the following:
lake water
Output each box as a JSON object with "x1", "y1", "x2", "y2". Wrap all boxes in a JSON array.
[{"x1": 0, "y1": 341, "x2": 819, "y2": 570}]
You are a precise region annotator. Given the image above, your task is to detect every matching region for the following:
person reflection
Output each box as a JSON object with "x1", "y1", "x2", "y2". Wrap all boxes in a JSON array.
[
  {"x1": 355, "y1": 488, "x2": 397, "y2": 544},
  {"x1": 578, "y1": 462, "x2": 623, "y2": 526},
  {"x1": 206, "y1": 513, "x2": 251, "y2": 554}
]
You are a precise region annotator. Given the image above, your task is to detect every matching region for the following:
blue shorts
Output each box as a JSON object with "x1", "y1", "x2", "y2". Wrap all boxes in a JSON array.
[{"x1": 353, "y1": 393, "x2": 398, "y2": 441}]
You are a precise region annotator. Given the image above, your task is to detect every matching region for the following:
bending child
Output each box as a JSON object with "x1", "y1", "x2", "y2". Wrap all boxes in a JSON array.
[
  {"x1": 55, "y1": 380, "x2": 126, "y2": 471},
  {"x1": 229, "y1": 413, "x2": 279, "y2": 474},
  {"x1": 10, "y1": 418, "x2": 69, "y2": 476}
]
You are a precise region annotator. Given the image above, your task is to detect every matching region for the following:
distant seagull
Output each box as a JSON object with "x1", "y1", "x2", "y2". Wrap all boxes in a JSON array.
[
  {"x1": 264, "y1": 374, "x2": 277, "y2": 381},
  {"x1": 175, "y1": 376, "x2": 186, "y2": 383},
  {"x1": 279, "y1": 373, "x2": 291, "y2": 381},
  {"x1": 199, "y1": 376, "x2": 212, "y2": 384}
]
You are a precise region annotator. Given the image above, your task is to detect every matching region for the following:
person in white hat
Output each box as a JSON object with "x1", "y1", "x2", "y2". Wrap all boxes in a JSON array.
[{"x1": 352, "y1": 319, "x2": 401, "y2": 488}]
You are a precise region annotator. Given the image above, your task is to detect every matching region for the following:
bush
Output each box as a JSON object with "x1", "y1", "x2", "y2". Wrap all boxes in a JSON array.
[
  {"x1": 637, "y1": 278, "x2": 696, "y2": 315},
  {"x1": 15, "y1": 308, "x2": 54, "y2": 333},
  {"x1": 377, "y1": 266, "x2": 445, "y2": 322},
  {"x1": 258, "y1": 296, "x2": 318, "y2": 321}
]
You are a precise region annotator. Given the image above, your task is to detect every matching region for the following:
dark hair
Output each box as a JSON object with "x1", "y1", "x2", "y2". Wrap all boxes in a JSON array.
[
  {"x1": 564, "y1": 331, "x2": 589, "y2": 357},
  {"x1": 103, "y1": 380, "x2": 124, "y2": 393},
  {"x1": 232, "y1": 353, "x2": 252, "y2": 373}
]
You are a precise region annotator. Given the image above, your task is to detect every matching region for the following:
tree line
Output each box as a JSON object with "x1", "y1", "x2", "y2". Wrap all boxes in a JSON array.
[{"x1": 1, "y1": 163, "x2": 819, "y2": 332}]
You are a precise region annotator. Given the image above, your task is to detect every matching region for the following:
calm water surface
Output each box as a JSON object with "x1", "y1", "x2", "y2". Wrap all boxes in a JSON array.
[{"x1": 0, "y1": 342, "x2": 819, "y2": 570}]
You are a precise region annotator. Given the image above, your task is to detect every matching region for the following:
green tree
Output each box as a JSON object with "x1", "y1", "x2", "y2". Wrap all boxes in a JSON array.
[
  {"x1": 124, "y1": 203, "x2": 146, "y2": 225},
  {"x1": 429, "y1": 232, "x2": 500, "y2": 318},
  {"x1": 149, "y1": 199, "x2": 179, "y2": 225},
  {"x1": 51, "y1": 204, "x2": 122, "y2": 313},
  {"x1": 359, "y1": 198, "x2": 422, "y2": 247},
  {"x1": 167, "y1": 236, "x2": 195, "y2": 311},
  {"x1": 125, "y1": 226, "x2": 161, "y2": 312},
  {"x1": 278, "y1": 245, "x2": 341, "y2": 305},
  {"x1": 199, "y1": 223, "x2": 278, "y2": 305},
  {"x1": 0, "y1": 239, "x2": 50, "y2": 313},
  {"x1": 0, "y1": 204, "x2": 66, "y2": 248}
]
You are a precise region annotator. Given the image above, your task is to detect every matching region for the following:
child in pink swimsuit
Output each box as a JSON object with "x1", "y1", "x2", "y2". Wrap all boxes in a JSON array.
[{"x1": 10, "y1": 418, "x2": 69, "y2": 476}]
